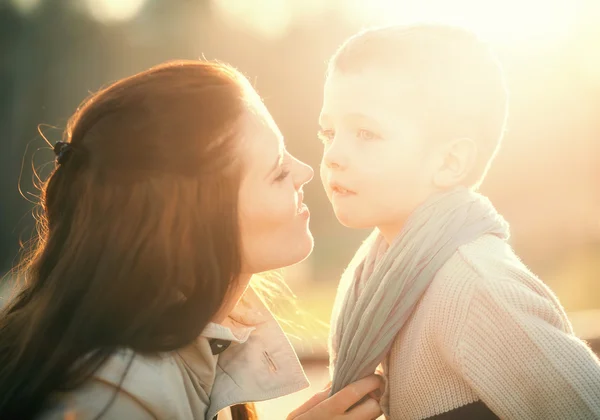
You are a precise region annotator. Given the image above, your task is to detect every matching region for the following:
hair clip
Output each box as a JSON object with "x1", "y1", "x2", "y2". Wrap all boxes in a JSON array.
[{"x1": 53, "y1": 141, "x2": 73, "y2": 165}]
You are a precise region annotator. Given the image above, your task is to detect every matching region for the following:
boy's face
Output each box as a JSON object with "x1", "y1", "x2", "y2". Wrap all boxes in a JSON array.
[{"x1": 319, "y1": 67, "x2": 439, "y2": 241}]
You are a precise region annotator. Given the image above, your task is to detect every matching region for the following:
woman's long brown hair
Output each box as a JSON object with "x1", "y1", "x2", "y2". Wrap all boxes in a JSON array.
[{"x1": 0, "y1": 60, "x2": 257, "y2": 419}]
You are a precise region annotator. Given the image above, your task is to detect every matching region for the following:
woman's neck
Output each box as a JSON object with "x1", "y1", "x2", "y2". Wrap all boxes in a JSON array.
[{"x1": 210, "y1": 273, "x2": 252, "y2": 324}]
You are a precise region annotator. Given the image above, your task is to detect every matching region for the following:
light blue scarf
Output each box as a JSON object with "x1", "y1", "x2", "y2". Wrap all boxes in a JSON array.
[{"x1": 329, "y1": 187, "x2": 510, "y2": 396}]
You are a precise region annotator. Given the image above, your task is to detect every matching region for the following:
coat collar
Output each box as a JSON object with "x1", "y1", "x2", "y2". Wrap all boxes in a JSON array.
[
  {"x1": 86, "y1": 286, "x2": 310, "y2": 420},
  {"x1": 182, "y1": 286, "x2": 310, "y2": 419}
]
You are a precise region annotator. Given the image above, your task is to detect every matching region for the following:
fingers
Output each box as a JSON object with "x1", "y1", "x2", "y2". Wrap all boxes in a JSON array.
[
  {"x1": 367, "y1": 374, "x2": 385, "y2": 402},
  {"x1": 368, "y1": 389, "x2": 382, "y2": 402},
  {"x1": 329, "y1": 375, "x2": 384, "y2": 413},
  {"x1": 287, "y1": 376, "x2": 384, "y2": 420},
  {"x1": 286, "y1": 386, "x2": 331, "y2": 420},
  {"x1": 346, "y1": 397, "x2": 382, "y2": 420}
]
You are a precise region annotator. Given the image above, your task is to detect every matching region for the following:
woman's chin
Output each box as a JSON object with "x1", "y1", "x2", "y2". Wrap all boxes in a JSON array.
[
  {"x1": 288, "y1": 233, "x2": 314, "y2": 266},
  {"x1": 282, "y1": 233, "x2": 314, "y2": 269},
  {"x1": 252, "y1": 234, "x2": 314, "y2": 273}
]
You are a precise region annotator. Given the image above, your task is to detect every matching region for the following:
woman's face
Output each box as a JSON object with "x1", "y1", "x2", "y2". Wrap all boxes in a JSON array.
[{"x1": 237, "y1": 99, "x2": 314, "y2": 276}]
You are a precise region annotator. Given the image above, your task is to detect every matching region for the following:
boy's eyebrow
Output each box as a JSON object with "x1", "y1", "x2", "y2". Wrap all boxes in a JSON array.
[
  {"x1": 319, "y1": 112, "x2": 381, "y2": 128},
  {"x1": 344, "y1": 112, "x2": 379, "y2": 125}
]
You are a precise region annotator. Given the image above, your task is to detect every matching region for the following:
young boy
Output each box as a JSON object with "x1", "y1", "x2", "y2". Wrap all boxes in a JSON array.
[{"x1": 319, "y1": 24, "x2": 600, "y2": 419}]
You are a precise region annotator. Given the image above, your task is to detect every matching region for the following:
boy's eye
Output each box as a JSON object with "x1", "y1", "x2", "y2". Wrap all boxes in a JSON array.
[
  {"x1": 317, "y1": 129, "x2": 335, "y2": 145},
  {"x1": 357, "y1": 129, "x2": 379, "y2": 141}
]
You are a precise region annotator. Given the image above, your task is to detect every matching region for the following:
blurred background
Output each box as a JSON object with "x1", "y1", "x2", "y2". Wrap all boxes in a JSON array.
[{"x1": 1, "y1": 0, "x2": 599, "y2": 417}]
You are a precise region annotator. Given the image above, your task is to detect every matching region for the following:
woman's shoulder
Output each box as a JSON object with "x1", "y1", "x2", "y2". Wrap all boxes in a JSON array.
[
  {"x1": 39, "y1": 376, "x2": 158, "y2": 420},
  {"x1": 40, "y1": 349, "x2": 210, "y2": 420}
]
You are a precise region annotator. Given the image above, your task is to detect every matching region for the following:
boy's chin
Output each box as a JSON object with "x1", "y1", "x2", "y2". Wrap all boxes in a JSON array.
[{"x1": 333, "y1": 211, "x2": 374, "y2": 230}]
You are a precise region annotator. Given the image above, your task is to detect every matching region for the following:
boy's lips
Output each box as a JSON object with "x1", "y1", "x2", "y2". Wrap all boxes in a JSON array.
[{"x1": 329, "y1": 182, "x2": 356, "y2": 196}]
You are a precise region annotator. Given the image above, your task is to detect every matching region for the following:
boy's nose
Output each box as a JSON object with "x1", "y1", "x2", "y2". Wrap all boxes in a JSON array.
[{"x1": 323, "y1": 142, "x2": 347, "y2": 170}]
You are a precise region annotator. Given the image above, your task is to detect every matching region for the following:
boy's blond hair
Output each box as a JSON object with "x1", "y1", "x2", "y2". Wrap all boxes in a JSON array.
[{"x1": 328, "y1": 24, "x2": 509, "y2": 188}]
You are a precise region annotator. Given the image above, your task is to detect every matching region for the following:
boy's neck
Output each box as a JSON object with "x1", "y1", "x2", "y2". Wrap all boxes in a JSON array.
[{"x1": 378, "y1": 223, "x2": 405, "y2": 245}]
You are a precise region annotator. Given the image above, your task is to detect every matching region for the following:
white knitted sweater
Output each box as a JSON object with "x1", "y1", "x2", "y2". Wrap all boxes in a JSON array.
[{"x1": 380, "y1": 234, "x2": 600, "y2": 419}]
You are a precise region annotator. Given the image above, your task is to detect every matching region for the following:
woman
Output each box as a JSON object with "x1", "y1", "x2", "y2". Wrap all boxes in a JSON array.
[{"x1": 0, "y1": 60, "x2": 382, "y2": 419}]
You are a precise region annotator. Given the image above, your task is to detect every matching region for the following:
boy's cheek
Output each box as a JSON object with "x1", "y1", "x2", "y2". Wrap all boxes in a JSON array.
[
  {"x1": 319, "y1": 165, "x2": 331, "y2": 194},
  {"x1": 324, "y1": 187, "x2": 333, "y2": 203}
]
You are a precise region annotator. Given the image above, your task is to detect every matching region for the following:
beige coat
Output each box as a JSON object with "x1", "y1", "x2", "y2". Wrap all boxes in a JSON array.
[{"x1": 40, "y1": 288, "x2": 310, "y2": 420}]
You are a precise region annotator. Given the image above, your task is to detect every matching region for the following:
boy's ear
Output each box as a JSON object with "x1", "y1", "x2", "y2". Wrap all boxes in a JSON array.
[{"x1": 432, "y1": 137, "x2": 478, "y2": 188}]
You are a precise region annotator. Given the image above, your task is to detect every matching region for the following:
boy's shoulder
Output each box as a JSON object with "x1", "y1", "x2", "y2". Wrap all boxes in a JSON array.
[
  {"x1": 434, "y1": 233, "x2": 543, "y2": 295},
  {"x1": 426, "y1": 233, "x2": 570, "y2": 332}
]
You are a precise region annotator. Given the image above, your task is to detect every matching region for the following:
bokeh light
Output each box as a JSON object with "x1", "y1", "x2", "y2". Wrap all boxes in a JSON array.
[
  {"x1": 83, "y1": 0, "x2": 148, "y2": 24},
  {"x1": 9, "y1": 0, "x2": 43, "y2": 15},
  {"x1": 214, "y1": 0, "x2": 294, "y2": 38}
]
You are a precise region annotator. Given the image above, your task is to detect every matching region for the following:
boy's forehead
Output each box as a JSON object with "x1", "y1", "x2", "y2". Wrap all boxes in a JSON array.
[{"x1": 320, "y1": 68, "x2": 413, "y2": 123}]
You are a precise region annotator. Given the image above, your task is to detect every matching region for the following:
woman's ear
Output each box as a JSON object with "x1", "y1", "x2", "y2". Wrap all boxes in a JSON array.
[{"x1": 432, "y1": 137, "x2": 478, "y2": 188}]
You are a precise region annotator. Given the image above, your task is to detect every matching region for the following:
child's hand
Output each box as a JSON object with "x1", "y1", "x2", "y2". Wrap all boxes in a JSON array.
[{"x1": 286, "y1": 375, "x2": 383, "y2": 420}]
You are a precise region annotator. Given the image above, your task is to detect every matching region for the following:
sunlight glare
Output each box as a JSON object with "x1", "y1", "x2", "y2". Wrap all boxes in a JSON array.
[
  {"x1": 574, "y1": 0, "x2": 600, "y2": 86},
  {"x1": 344, "y1": 0, "x2": 578, "y2": 44}
]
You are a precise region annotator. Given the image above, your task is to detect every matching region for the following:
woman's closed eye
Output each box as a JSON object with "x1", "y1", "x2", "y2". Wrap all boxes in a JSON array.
[{"x1": 274, "y1": 169, "x2": 290, "y2": 182}]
